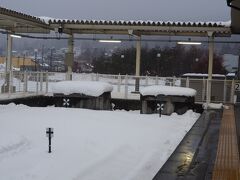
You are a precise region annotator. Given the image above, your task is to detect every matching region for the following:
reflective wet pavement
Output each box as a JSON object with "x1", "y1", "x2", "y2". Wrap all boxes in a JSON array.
[
  {"x1": 153, "y1": 110, "x2": 222, "y2": 180},
  {"x1": 235, "y1": 104, "x2": 240, "y2": 154}
]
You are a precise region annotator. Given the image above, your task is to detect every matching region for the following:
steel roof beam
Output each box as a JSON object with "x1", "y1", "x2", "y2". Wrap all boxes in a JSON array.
[{"x1": 49, "y1": 24, "x2": 231, "y2": 37}]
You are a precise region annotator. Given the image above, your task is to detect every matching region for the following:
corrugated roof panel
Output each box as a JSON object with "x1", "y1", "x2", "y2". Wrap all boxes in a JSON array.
[
  {"x1": 0, "y1": 6, "x2": 47, "y2": 25},
  {"x1": 0, "y1": 6, "x2": 231, "y2": 36}
]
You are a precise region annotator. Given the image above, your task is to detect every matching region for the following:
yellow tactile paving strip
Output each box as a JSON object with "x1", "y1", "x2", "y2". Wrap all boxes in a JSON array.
[{"x1": 212, "y1": 105, "x2": 240, "y2": 180}]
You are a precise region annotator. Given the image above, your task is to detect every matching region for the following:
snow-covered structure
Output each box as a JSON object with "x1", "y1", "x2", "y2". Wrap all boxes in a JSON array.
[
  {"x1": 223, "y1": 54, "x2": 239, "y2": 72},
  {"x1": 52, "y1": 81, "x2": 113, "y2": 110},
  {"x1": 182, "y1": 73, "x2": 226, "y2": 79},
  {"x1": 140, "y1": 85, "x2": 196, "y2": 115}
]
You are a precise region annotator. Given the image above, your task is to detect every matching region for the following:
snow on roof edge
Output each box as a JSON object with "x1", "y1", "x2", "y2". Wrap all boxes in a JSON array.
[{"x1": 38, "y1": 15, "x2": 231, "y2": 28}]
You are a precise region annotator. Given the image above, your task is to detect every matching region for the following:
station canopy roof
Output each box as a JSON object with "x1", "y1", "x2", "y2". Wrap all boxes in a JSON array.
[
  {"x1": 0, "y1": 6, "x2": 50, "y2": 33},
  {"x1": 0, "y1": 6, "x2": 232, "y2": 37}
]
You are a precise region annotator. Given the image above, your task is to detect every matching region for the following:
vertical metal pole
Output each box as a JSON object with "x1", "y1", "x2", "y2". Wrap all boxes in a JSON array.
[
  {"x1": 91, "y1": 73, "x2": 94, "y2": 81},
  {"x1": 207, "y1": 33, "x2": 214, "y2": 105},
  {"x1": 223, "y1": 78, "x2": 227, "y2": 103},
  {"x1": 155, "y1": 76, "x2": 158, "y2": 85},
  {"x1": 41, "y1": 45, "x2": 44, "y2": 71},
  {"x1": 17, "y1": 56, "x2": 20, "y2": 69},
  {"x1": 124, "y1": 75, "x2": 128, "y2": 99},
  {"x1": 117, "y1": 74, "x2": 121, "y2": 92},
  {"x1": 238, "y1": 55, "x2": 240, "y2": 80},
  {"x1": 66, "y1": 34, "x2": 74, "y2": 80},
  {"x1": 202, "y1": 78, "x2": 206, "y2": 102},
  {"x1": 40, "y1": 72, "x2": 43, "y2": 92},
  {"x1": 231, "y1": 79, "x2": 235, "y2": 103},
  {"x1": 6, "y1": 34, "x2": 12, "y2": 76},
  {"x1": 23, "y1": 54, "x2": 25, "y2": 71},
  {"x1": 135, "y1": 36, "x2": 141, "y2": 92},
  {"x1": 145, "y1": 75, "x2": 148, "y2": 86},
  {"x1": 48, "y1": 136, "x2": 51, "y2": 153},
  {"x1": 23, "y1": 71, "x2": 27, "y2": 93},
  {"x1": 45, "y1": 72, "x2": 49, "y2": 94},
  {"x1": 3, "y1": 33, "x2": 13, "y2": 93},
  {"x1": 186, "y1": 77, "x2": 189, "y2": 87},
  {"x1": 34, "y1": 49, "x2": 37, "y2": 71},
  {"x1": 50, "y1": 48, "x2": 53, "y2": 71},
  {"x1": 36, "y1": 73, "x2": 39, "y2": 95},
  {"x1": 96, "y1": 73, "x2": 99, "y2": 81}
]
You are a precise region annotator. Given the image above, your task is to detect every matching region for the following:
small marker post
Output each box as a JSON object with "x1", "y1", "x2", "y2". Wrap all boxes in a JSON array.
[
  {"x1": 159, "y1": 104, "x2": 164, "y2": 117},
  {"x1": 46, "y1": 128, "x2": 54, "y2": 153}
]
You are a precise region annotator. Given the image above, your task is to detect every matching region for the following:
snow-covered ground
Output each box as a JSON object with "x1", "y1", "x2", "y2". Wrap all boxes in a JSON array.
[{"x1": 0, "y1": 104, "x2": 200, "y2": 180}]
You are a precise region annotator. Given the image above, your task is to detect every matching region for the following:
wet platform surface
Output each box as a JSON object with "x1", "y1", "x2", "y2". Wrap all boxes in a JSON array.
[
  {"x1": 235, "y1": 104, "x2": 240, "y2": 154},
  {"x1": 212, "y1": 105, "x2": 239, "y2": 180},
  {"x1": 153, "y1": 110, "x2": 222, "y2": 180}
]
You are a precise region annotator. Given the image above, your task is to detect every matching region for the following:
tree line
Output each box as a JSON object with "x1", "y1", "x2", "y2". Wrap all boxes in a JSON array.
[{"x1": 92, "y1": 45, "x2": 226, "y2": 77}]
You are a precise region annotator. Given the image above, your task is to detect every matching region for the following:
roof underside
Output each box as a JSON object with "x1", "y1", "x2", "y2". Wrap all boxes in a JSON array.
[
  {"x1": 0, "y1": 7, "x2": 50, "y2": 33},
  {"x1": 0, "y1": 6, "x2": 232, "y2": 37},
  {"x1": 49, "y1": 20, "x2": 231, "y2": 37}
]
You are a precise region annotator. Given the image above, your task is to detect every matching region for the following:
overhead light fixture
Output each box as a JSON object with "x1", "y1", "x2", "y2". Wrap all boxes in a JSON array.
[
  {"x1": 177, "y1": 42, "x2": 202, "y2": 45},
  {"x1": 128, "y1": 29, "x2": 134, "y2": 35},
  {"x1": 10, "y1": 34, "x2": 22, "y2": 38},
  {"x1": 98, "y1": 40, "x2": 121, "y2": 43}
]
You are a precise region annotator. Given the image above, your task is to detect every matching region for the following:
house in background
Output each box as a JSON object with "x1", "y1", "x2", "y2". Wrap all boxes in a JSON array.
[{"x1": 0, "y1": 56, "x2": 39, "y2": 71}]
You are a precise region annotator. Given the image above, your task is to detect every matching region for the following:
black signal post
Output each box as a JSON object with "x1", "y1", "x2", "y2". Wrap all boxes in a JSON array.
[{"x1": 46, "y1": 128, "x2": 54, "y2": 153}]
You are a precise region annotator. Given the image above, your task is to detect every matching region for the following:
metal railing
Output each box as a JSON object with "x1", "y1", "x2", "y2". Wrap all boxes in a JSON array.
[
  {"x1": 0, "y1": 72, "x2": 238, "y2": 104},
  {"x1": 0, "y1": 71, "x2": 49, "y2": 96},
  {"x1": 86, "y1": 73, "x2": 238, "y2": 103}
]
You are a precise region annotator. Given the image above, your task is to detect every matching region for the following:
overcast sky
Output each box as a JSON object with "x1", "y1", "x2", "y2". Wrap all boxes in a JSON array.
[{"x1": 1, "y1": 0, "x2": 230, "y2": 22}]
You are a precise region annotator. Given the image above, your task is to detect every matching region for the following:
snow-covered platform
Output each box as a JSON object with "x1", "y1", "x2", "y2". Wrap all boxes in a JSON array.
[{"x1": 0, "y1": 104, "x2": 200, "y2": 180}]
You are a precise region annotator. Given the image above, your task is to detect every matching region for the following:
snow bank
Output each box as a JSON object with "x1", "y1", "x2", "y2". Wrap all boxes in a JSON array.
[
  {"x1": 140, "y1": 85, "x2": 196, "y2": 97},
  {"x1": 0, "y1": 64, "x2": 5, "y2": 72},
  {"x1": 0, "y1": 104, "x2": 200, "y2": 180},
  {"x1": 0, "y1": 63, "x2": 20, "y2": 72},
  {"x1": 52, "y1": 80, "x2": 113, "y2": 96},
  {"x1": 203, "y1": 103, "x2": 223, "y2": 109},
  {"x1": 226, "y1": 73, "x2": 236, "y2": 77},
  {"x1": 182, "y1": 73, "x2": 225, "y2": 78}
]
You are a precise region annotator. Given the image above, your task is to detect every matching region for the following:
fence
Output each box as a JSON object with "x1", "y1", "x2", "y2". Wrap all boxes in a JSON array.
[
  {"x1": 0, "y1": 72, "x2": 238, "y2": 104},
  {"x1": 0, "y1": 71, "x2": 49, "y2": 95},
  {"x1": 88, "y1": 73, "x2": 238, "y2": 103}
]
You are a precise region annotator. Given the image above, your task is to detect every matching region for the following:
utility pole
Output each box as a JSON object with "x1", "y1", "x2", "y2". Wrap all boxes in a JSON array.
[
  {"x1": 41, "y1": 45, "x2": 44, "y2": 71},
  {"x1": 34, "y1": 49, "x2": 37, "y2": 71},
  {"x1": 50, "y1": 48, "x2": 53, "y2": 72},
  {"x1": 65, "y1": 34, "x2": 74, "y2": 80},
  {"x1": 134, "y1": 35, "x2": 141, "y2": 92}
]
